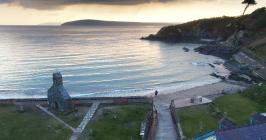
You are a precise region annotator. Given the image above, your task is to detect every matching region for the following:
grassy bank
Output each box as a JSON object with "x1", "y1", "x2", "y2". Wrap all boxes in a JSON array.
[
  {"x1": 178, "y1": 105, "x2": 219, "y2": 139},
  {"x1": 78, "y1": 104, "x2": 151, "y2": 140},
  {"x1": 178, "y1": 84, "x2": 266, "y2": 139},
  {"x1": 0, "y1": 105, "x2": 72, "y2": 140}
]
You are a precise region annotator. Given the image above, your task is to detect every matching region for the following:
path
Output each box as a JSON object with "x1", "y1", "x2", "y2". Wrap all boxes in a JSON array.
[
  {"x1": 35, "y1": 104, "x2": 75, "y2": 132},
  {"x1": 75, "y1": 102, "x2": 100, "y2": 133},
  {"x1": 154, "y1": 101, "x2": 178, "y2": 140},
  {"x1": 69, "y1": 102, "x2": 100, "y2": 140}
]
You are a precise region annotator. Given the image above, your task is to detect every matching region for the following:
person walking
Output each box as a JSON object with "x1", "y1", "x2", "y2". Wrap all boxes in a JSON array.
[{"x1": 155, "y1": 90, "x2": 158, "y2": 96}]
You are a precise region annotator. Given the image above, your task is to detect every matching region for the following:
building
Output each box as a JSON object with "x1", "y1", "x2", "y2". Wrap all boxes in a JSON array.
[
  {"x1": 218, "y1": 117, "x2": 238, "y2": 131},
  {"x1": 216, "y1": 123, "x2": 266, "y2": 139},
  {"x1": 250, "y1": 113, "x2": 266, "y2": 125},
  {"x1": 193, "y1": 131, "x2": 216, "y2": 140},
  {"x1": 47, "y1": 72, "x2": 73, "y2": 112},
  {"x1": 194, "y1": 114, "x2": 266, "y2": 140}
]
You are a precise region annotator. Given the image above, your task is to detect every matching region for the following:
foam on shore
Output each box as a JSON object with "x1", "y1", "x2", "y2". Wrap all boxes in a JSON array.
[{"x1": 0, "y1": 76, "x2": 222, "y2": 99}]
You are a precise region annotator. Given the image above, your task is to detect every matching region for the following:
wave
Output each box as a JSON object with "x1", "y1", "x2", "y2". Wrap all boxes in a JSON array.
[{"x1": 0, "y1": 76, "x2": 221, "y2": 99}]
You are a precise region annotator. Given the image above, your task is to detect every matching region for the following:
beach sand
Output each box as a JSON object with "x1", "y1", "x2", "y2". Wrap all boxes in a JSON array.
[
  {"x1": 153, "y1": 81, "x2": 248, "y2": 107},
  {"x1": 153, "y1": 81, "x2": 248, "y2": 139}
]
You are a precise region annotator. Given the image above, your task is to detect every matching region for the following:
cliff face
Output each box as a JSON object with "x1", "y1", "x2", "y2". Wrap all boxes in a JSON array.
[
  {"x1": 143, "y1": 7, "x2": 266, "y2": 43},
  {"x1": 156, "y1": 16, "x2": 236, "y2": 41}
]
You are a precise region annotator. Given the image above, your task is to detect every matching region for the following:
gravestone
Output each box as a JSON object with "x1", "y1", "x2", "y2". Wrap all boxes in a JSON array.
[{"x1": 47, "y1": 72, "x2": 73, "y2": 112}]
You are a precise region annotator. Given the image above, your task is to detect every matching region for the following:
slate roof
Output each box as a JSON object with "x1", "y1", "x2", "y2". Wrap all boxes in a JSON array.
[
  {"x1": 216, "y1": 123, "x2": 266, "y2": 140},
  {"x1": 219, "y1": 117, "x2": 238, "y2": 131},
  {"x1": 251, "y1": 113, "x2": 266, "y2": 125}
]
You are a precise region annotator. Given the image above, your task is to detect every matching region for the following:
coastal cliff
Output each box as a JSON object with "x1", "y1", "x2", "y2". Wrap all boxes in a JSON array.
[
  {"x1": 143, "y1": 7, "x2": 266, "y2": 59},
  {"x1": 143, "y1": 16, "x2": 236, "y2": 42},
  {"x1": 143, "y1": 7, "x2": 266, "y2": 46},
  {"x1": 143, "y1": 7, "x2": 266, "y2": 83}
]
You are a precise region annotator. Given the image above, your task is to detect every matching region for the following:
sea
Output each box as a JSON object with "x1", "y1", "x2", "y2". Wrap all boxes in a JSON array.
[{"x1": 0, "y1": 25, "x2": 229, "y2": 99}]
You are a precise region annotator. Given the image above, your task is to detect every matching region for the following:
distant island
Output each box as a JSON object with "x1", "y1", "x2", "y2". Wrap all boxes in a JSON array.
[{"x1": 61, "y1": 19, "x2": 170, "y2": 26}]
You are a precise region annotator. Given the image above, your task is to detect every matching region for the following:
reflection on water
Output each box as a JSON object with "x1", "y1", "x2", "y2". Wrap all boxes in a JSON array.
[{"x1": 0, "y1": 26, "x2": 228, "y2": 99}]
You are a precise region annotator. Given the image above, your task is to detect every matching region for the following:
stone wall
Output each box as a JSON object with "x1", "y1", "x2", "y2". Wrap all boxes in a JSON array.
[
  {"x1": 0, "y1": 96, "x2": 152, "y2": 106},
  {"x1": 0, "y1": 98, "x2": 47, "y2": 105}
]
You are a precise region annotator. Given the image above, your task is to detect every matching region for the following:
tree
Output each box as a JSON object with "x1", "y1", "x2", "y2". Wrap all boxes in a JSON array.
[{"x1": 242, "y1": 0, "x2": 257, "y2": 15}]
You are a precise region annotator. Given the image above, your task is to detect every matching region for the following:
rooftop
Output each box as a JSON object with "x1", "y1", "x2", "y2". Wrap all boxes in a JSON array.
[{"x1": 217, "y1": 123, "x2": 266, "y2": 139}]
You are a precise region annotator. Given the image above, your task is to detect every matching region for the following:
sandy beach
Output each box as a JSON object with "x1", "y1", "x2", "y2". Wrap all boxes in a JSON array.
[{"x1": 153, "y1": 81, "x2": 248, "y2": 107}]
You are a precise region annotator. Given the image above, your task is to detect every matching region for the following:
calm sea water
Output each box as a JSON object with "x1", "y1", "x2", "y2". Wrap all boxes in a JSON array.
[{"x1": 0, "y1": 26, "x2": 228, "y2": 99}]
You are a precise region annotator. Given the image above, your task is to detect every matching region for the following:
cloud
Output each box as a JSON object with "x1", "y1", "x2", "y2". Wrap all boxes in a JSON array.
[{"x1": 0, "y1": 0, "x2": 214, "y2": 9}]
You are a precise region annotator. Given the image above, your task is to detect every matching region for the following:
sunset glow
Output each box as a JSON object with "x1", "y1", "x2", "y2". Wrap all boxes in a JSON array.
[{"x1": 0, "y1": 0, "x2": 265, "y2": 25}]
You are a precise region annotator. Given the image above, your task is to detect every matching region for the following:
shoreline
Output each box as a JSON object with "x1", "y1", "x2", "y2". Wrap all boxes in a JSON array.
[
  {"x1": 153, "y1": 81, "x2": 248, "y2": 106},
  {"x1": 0, "y1": 80, "x2": 248, "y2": 102},
  {"x1": 0, "y1": 75, "x2": 223, "y2": 100}
]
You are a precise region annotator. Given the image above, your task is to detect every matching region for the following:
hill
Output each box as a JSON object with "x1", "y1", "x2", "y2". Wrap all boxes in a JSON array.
[
  {"x1": 61, "y1": 19, "x2": 169, "y2": 26},
  {"x1": 143, "y1": 7, "x2": 266, "y2": 44}
]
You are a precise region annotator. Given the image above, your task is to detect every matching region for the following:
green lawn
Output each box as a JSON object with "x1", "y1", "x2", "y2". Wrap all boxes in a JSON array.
[
  {"x1": 52, "y1": 105, "x2": 92, "y2": 128},
  {"x1": 0, "y1": 105, "x2": 72, "y2": 140},
  {"x1": 178, "y1": 105, "x2": 219, "y2": 139},
  {"x1": 178, "y1": 87, "x2": 266, "y2": 139},
  {"x1": 55, "y1": 112, "x2": 83, "y2": 127},
  {"x1": 214, "y1": 94, "x2": 264, "y2": 124},
  {"x1": 78, "y1": 104, "x2": 151, "y2": 140}
]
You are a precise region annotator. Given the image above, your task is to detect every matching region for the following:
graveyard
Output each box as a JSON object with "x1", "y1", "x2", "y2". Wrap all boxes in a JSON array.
[{"x1": 0, "y1": 73, "x2": 154, "y2": 140}]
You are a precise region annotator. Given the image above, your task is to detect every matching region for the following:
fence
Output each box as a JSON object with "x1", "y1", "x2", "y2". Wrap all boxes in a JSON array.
[
  {"x1": 142, "y1": 101, "x2": 158, "y2": 140},
  {"x1": 169, "y1": 100, "x2": 184, "y2": 140}
]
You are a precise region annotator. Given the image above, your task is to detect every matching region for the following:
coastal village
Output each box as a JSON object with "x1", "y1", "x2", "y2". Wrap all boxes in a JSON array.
[{"x1": 1, "y1": 2, "x2": 266, "y2": 140}]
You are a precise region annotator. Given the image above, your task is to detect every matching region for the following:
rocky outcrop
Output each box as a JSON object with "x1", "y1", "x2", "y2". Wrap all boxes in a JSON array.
[
  {"x1": 194, "y1": 44, "x2": 238, "y2": 59},
  {"x1": 194, "y1": 30, "x2": 252, "y2": 59}
]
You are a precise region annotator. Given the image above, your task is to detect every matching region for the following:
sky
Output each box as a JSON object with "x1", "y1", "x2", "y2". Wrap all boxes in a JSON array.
[{"x1": 0, "y1": 0, "x2": 265, "y2": 25}]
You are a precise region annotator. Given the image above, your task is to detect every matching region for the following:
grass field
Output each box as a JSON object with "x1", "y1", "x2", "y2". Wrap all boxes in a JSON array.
[
  {"x1": 54, "y1": 105, "x2": 91, "y2": 128},
  {"x1": 178, "y1": 105, "x2": 219, "y2": 139},
  {"x1": 55, "y1": 112, "x2": 83, "y2": 127},
  {"x1": 178, "y1": 87, "x2": 266, "y2": 139},
  {"x1": 78, "y1": 104, "x2": 151, "y2": 140},
  {"x1": 0, "y1": 105, "x2": 72, "y2": 140},
  {"x1": 214, "y1": 94, "x2": 264, "y2": 124}
]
